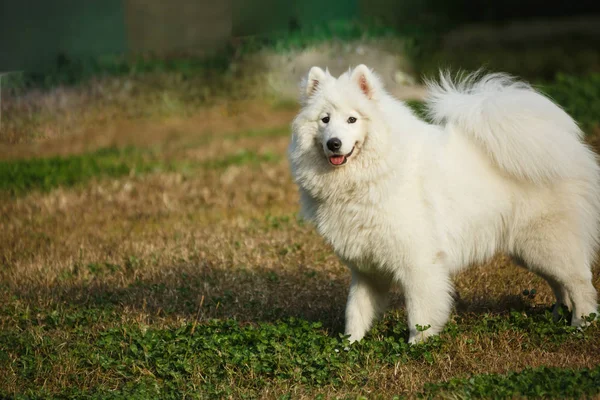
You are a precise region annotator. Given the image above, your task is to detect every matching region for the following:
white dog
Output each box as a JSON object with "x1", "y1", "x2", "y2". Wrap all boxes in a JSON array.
[{"x1": 288, "y1": 65, "x2": 600, "y2": 344}]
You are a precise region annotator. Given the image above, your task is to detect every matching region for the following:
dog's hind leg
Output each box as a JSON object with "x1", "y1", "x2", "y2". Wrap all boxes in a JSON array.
[
  {"x1": 540, "y1": 272, "x2": 573, "y2": 320},
  {"x1": 513, "y1": 256, "x2": 572, "y2": 319},
  {"x1": 345, "y1": 269, "x2": 391, "y2": 343},
  {"x1": 532, "y1": 265, "x2": 596, "y2": 327},
  {"x1": 401, "y1": 263, "x2": 454, "y2": 344},
  {"x1": 513, "y1": 216, "x2": 598, "y2": 327}
]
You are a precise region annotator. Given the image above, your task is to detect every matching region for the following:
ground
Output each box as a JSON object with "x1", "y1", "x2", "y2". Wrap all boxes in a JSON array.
[{"x1": 1, "y1": 69, "x2": 600, "y2": 398}]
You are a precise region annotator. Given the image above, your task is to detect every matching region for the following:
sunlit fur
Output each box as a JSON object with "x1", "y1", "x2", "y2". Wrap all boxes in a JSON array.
[{"x1": 288, "y1": 65, "x2": 600, "y2": 344}]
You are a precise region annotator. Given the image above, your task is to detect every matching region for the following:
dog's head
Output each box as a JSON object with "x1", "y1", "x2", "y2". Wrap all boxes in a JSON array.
[
  {"x1": 289, "y1": 65, "x2": 394, "y2": 201},
  {"x1": 291, "y1": 65, "x2": 386, "y2": 170}
]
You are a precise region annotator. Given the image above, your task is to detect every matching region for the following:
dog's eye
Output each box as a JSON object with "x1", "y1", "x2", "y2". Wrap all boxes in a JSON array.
[
  {"x1": 321, "y1": 116, "x2": 330, "y2": 123},
  {"x1": 347, "y1": 117, "x2": 357, "y2": 124}
]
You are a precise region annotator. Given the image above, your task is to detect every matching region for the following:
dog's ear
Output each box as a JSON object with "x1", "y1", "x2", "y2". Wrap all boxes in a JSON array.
[
  {"x1": 301, "y1": 66, "x2": 327, "y2": 102},
  {"x1": 351, "y1": 64, "x2": 380, "y2": 99}
]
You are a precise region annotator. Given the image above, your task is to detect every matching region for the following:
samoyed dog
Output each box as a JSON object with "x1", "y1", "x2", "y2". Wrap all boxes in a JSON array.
[{"x1": 288, "y1": 65, "x2": 600, "y2": 344}]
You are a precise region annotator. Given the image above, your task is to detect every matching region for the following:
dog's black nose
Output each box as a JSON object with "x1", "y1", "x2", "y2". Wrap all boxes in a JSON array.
[{"x1": 327, "y1": 138, "x2": 342, "y2": 152}]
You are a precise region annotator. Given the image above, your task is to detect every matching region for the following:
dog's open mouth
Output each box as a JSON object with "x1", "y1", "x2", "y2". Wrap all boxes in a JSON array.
[{"x1": 329, "y1": 147, "x2": 355, "y2": 166}]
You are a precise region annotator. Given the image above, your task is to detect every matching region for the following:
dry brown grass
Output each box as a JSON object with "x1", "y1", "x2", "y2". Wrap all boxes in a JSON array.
[
  {"x1": 1, "y1": 96, "x2": 599, "y2": 398},
  {"x1": 0, "y1": 87, "x2": 296, "y2": 161}
]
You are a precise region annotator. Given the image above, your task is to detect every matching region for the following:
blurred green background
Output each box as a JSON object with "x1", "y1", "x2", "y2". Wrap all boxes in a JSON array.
[{"x1": 2, "y1": 0, "x2": 599, "y2": 79}]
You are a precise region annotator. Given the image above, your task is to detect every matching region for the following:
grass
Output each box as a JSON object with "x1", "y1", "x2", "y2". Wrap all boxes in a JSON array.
[
  {"x1": 2, "y1": 300, "x2": 599, "y2": 398},
  {"x1": 0, "y1": 144, "x2": 283, "y2": 196},
  {"x1": 0, "y1": 147, "x2": 149, "y2": 195},
  {"x1": 3, "y1": 52, "x2": 232, "y2": 91},
  {"x1": 2, "y1": 50, "x2": 600, "y2": 398},
  {"x1": 540, "y1": 73, "x2": 600, "y2": 131},
  {"x1": 237, "y1": 19, "x2": 403, "y2": 55},
  {"x1": 424, "y1": 364, "x2": 600, "y2": 399}
]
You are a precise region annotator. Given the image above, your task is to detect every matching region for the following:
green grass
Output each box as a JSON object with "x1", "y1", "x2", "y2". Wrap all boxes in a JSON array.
[
  {"x1": 405, "y1": 100, "x2": 430, "y2": 121},
  {"x1": 540, "y1": 73, "x2": 600, "y2": 130},
  {"x1": 0, "y1": 147, "x2": 158, "y2": 195},
  {"x1": 0, "y1": 136, "x2": 284, "y2": 196},
  {"x1": 4, "y1": 53, "x2": 232, "y2": 91},
  {"x1": 424, "y1": 365, "x2": 600, "y2": 399},
  {"x1": 237, "y1": 19, "x2": 401, "y2": 55},
  {"x1": 1, "y1": 302, "x2": 598, "y2": 399}
]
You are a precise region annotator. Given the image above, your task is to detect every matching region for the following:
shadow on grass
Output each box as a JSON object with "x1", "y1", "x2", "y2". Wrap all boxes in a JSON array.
[
  {"x1": 13, "y1": 262, "x2": 349, "y2": 333},
  {"x1": 10, "y1": 260, "x2": 554, "y2": 336},
  {"x1": 455, "y1": 292, "x2": 535, "y2": 315}
]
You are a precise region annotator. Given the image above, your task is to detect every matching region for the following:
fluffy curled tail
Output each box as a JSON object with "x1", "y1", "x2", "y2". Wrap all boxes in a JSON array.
[{"x1": 425, "y1": 71, "x2": 597, "y2": 184}]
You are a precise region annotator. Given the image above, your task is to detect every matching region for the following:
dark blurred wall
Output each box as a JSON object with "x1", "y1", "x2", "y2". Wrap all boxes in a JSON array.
[
  {"x1": 0, "y1": 1, "x2": 127, "y2": 72},
  {"x1": 360, "y1": 0, "x2": 600, "y2": 29},
  {"x1": 0, "y1": 0, "x2": 233, "y2": 72},
  {"x1": 124, "y1": 0, "x2": 231, "y2": 55},
  {"x1": 233, "y1": 0, "x2": 358, "y2": 36},
  {"x1": 0, "y1": 0, "x2": 359, "y2": 72}
]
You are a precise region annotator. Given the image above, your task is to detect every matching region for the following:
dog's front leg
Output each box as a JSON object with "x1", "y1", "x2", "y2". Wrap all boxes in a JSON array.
[
  {"x1": 402, "y1": 264, "x2": 454, "y2": 344},
  {"x1": 345, "y1": 269, "x2": 390, "y2": 343}
]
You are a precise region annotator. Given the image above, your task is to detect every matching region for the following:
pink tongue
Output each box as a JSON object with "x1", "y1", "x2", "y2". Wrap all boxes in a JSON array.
[{"x1": 329, "y1": 155, "x2": 345, "y2": 165}]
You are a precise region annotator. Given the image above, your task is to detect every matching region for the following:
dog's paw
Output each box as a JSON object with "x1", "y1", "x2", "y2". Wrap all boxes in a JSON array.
[
  {"x1": 408, "y1": 326, "x2": 437, "y2": 345},
  {"x1": 572, "y1": 312, "x2": 598, "y2": 329}
]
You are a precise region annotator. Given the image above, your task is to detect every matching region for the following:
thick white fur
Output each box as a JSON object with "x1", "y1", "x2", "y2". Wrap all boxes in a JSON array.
[
  {"x1": 288, "y1": 65, "x2": 600, "y2": 344},
  {"x1": 426, "y1": 72, "x2": 597, "y2": 183}
]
